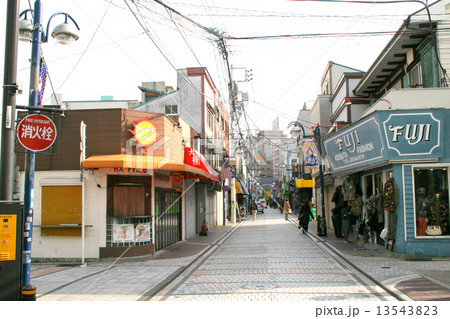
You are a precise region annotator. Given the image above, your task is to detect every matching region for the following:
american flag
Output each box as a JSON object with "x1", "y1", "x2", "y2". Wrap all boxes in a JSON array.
[
  {"x1": 38, "y1": 51, "x2": 48, "y2": 107},
  {"x1": 220, "y1": 155, "x2": 232, "y2": 181}
]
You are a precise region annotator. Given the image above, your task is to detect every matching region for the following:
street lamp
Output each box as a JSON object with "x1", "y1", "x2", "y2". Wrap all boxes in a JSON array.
[
  {"x1": 19, "y1": 0, "x2": 80, "y2": 297},
  {"x1": 288, "y1": 121, "x2": 327, "y2": 236},
  {"x1": 344, "y1": 97, "x2": 391, "y2": 109},
  {"x1": 18, "y1": 11, "x2": 33, "y2": 42}
]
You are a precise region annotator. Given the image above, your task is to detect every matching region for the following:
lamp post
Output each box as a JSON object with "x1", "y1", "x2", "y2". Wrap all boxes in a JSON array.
[
  {"x1": 19, "y1": 0, "x2": 80, "y2": 296},
  {"x1": 288, "y1": 121, "x2": 327, "y2": 236}
]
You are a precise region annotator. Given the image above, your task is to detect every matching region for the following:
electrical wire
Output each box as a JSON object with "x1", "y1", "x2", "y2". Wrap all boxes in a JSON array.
[
  {"x1": 249, "y1": 0, "x2": 380, "y2": 125},
  {"x1": 165, "y1": 7, "x2": 203, "y2": 66},
  {"x1": 124, "y1": 0, "x2": 226, "y2": 102},
  {"x1": 123, "y1": 0, "x2": 226, "y2": 132}
]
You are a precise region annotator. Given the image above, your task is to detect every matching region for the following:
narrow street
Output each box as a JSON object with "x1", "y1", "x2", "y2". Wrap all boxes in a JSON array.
[
  {"x1": 30, "y1": 207, "x2": 393, "y2": 302},
  {"x1": 29, "y1": 207, "x2": 450, "y2": 306},
  {"x1": 150, "y1": 208, "x2": 389, "y2": 301}
]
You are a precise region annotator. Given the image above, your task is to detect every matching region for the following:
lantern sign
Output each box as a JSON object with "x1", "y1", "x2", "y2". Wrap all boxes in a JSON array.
[{"x1": 17, "y1": 114, "x2": 57, "y2": 151}]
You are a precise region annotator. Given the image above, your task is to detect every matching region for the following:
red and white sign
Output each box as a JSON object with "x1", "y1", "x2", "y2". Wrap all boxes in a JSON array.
[
  {"x1": 17, "y1": 114, "x2": 57, "y2": 151},
  {"x1": 184, "y1": 147, "x2": 219, "y2": 182}
]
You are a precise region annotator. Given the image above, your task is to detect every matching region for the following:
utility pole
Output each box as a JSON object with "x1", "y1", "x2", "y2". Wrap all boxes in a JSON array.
[
  {"x1": 1, "y1": 0, "x2": 20, "y2": 200},
  {"x1": 315, "y1": 125, "x2": 327, "y2": 236}
]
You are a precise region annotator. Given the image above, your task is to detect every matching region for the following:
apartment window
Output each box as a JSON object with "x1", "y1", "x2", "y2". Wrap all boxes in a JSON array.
[
  {"x1": 207, "y1": 111, "x2": 213, "y2": 129},
  {"x1": 408, "y1": 63, "x2": 423, "y2": 88},
  {"x1": 215, "y1": 107, "x2": 220, "y2": 122},
  {"x1": 165, "y1": 105, "x2": 178, "y2": 115}
]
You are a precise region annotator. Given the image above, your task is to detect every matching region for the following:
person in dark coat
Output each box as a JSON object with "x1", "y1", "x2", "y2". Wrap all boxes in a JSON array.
[
  {"x1": 331, "y1": 187, "x2": 344, "y2": 238},
  {"x1": 298, "y1": 202, "x2": 315, "y2": 233}
]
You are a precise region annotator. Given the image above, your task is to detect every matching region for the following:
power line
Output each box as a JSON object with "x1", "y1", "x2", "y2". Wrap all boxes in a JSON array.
[
  {"x1": 224, "y1": 29, "x2": 448, "y2": 40},
  {"x1": 165, "y1": 8, "x2": 203, "y2": 66}
]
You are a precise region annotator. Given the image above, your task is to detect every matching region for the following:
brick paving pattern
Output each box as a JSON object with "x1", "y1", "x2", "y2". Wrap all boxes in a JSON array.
[
  {"x1": 28, "y1": 208, "x2": 450, "y2": 302},
  {"x1": 160, "y1": 210, "x2": 383, "y2": 301},
  {"x1": 395, "y1": 277, "x2": 450, "y2": 301}
]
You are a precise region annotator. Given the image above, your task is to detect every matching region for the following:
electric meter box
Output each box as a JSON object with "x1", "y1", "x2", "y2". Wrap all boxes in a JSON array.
[{"x1": 0, "y1": 201, "x2": 23, "y2": 301}]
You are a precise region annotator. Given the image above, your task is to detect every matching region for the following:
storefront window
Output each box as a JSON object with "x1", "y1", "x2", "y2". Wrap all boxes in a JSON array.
[{"x1": 414, "y1": 168, "x2": 450, "y2": 236}]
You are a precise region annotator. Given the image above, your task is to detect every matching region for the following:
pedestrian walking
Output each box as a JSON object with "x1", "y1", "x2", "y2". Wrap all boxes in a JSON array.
[
  {"x1": 283, "y1": 200, "x2": 291, "y2": 214},
  {"x1": 331, "y1": 187, "x2": 344, "y2": 238},
  {"x1": 250, "y1": 200, "x2": 258, "y2": 221},
  {"x1": 298, "y1": 202, "x2": 315, "y2": 233}
]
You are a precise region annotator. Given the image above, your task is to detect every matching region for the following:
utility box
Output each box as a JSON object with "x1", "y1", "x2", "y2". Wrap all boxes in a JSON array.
[{"x1": 0, "y1": 201, "x2": 23, "y2": 301}]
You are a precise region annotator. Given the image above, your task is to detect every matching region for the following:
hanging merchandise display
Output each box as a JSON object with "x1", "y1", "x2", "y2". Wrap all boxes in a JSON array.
[
  {"x1": 383, "y1": 178, "x2": 399, "y2": 241},
  {"x1": 342, "y1": 176, "x2": 356, "y2": 201},
  {"x1": 348, "y1": 194, "x2": 363, "y2": 216},
  {"x1": 383, "y1": 178, "x2": 399, "y2": 213}
]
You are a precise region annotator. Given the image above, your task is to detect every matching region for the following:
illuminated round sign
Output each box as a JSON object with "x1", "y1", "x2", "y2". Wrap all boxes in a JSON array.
[
  {"x1": 17, "y1": 114, "x2": 57, "y2": 151},
  {"x1": 129, "y1": 116, "x2": 157, "y2": 150}
]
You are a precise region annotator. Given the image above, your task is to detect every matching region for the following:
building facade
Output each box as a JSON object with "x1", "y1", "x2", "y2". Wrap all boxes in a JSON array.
[
  {"x1": 16, "y1": 109, "x2": 218, "y2": 260},
  {"x1": 133, "y1": 68, "x2": 230, "y2": 229},
  {"x1": 322, "y1": 1, "x2": 450, "y2": 257}
]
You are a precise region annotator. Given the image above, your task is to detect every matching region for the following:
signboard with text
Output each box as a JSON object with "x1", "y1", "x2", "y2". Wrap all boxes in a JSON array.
[
  {"x1": 16, "y1": 114, "x2": 57, "y2": 151},
  {"x1": 324, "y1": 114, "x2": 387, "y2": 173},
  {"x1": 324, "y1": 110, "x2": 444, "y2": 174},
  {"x1": 381, "y1": 110, "x2": 442, "y2": 158}
]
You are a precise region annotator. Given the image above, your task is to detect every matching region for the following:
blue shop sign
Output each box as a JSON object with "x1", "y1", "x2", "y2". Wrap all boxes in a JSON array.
[
  {"x1": 324, "y1": 115, "x2": 387, "y2": 173},
  {"x1": 324, "y1": 110, "x2": 444, "y2": 174},
  {"x1": 380, "y1": 110, "x2": 443, "y2": 159}
]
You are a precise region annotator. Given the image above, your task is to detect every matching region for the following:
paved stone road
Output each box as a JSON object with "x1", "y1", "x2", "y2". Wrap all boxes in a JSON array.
[
  {"x1": 28, "y1": 207, "x2": 450, "y2": 305},
  {"x1": 156, "y1": 208, "x2": 388, "y2": 301}
]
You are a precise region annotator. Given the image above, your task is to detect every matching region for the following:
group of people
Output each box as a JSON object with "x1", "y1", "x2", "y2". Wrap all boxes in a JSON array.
[{"x1": 251, "y1": 199, "x2": 315, "y2": 233}]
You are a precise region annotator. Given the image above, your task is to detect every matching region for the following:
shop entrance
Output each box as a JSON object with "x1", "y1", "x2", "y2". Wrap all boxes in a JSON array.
[
  {"x1": 104, "y1": 175, "x2": 152, "y2": 256},
  {"x1": 155, "y1": 189, "x2": 182, "y2": 251}
]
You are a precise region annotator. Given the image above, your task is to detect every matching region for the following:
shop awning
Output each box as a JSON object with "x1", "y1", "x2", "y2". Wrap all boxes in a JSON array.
[
  {"x1": 184, "y1": 147, "x2": 219, "y2": 182},
  {"x1": 295, "y1": 178, "x2": 315, "y2": 188},
  {"x1": 83, "y1": 154, "x2": 218, "y2": 182},
  {"x1": 235, "y1": 179, "x2": 249, "y2": 195}
]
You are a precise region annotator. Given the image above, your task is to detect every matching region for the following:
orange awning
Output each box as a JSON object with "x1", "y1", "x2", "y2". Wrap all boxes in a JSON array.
[{"x1": 83, "y1": 154, "x2": 218, "y2": 182}]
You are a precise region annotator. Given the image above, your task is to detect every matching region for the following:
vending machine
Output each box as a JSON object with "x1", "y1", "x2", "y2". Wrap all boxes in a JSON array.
[{"x1": 0, "y1": 201, "x2": 23, "y2": 301}]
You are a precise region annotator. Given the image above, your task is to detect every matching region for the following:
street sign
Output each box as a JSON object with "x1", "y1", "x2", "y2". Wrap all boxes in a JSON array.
[{"x1": 16, "y1": 114, "x2": 57, "y2": 152}]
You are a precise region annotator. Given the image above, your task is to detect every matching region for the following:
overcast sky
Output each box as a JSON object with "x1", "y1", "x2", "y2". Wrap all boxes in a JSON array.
[{"x1": 0, "y1": 0, "x2": 426, "y2": 134}]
